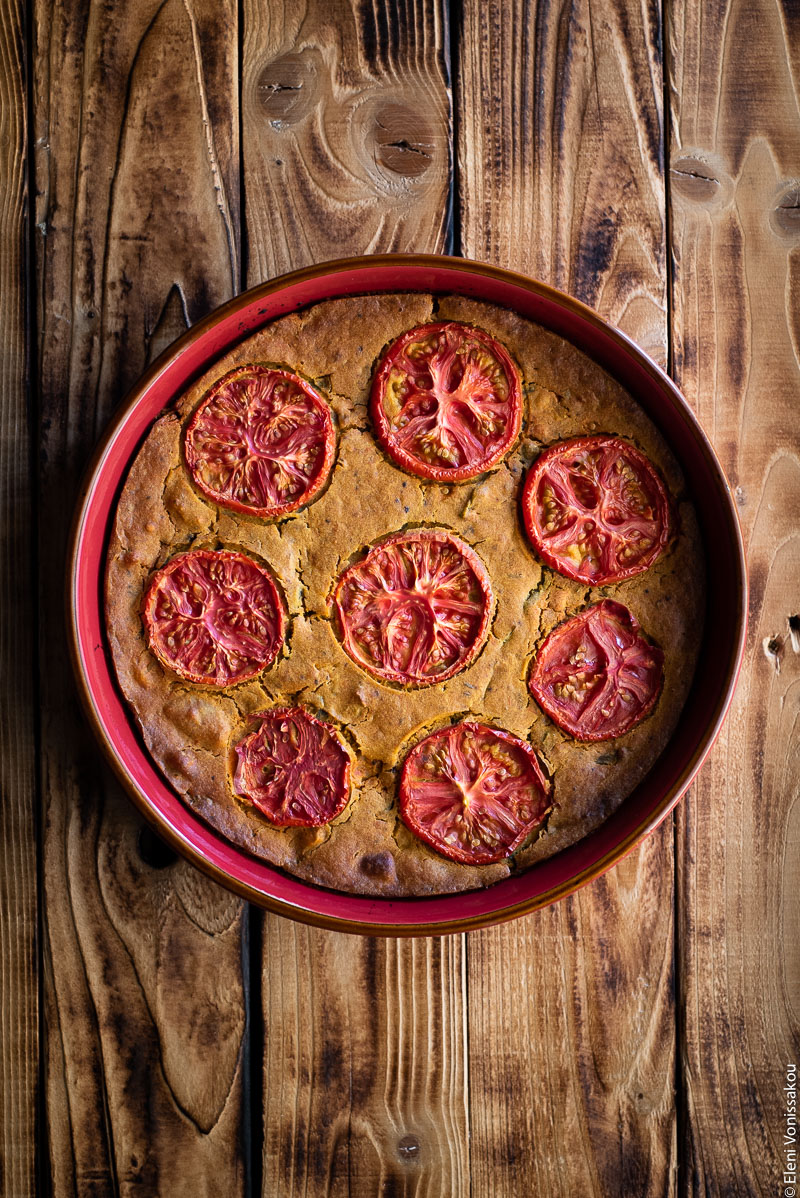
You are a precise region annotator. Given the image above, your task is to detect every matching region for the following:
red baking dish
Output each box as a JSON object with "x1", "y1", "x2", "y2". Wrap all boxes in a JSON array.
[{"x1": 67, "y1": 254, "x2": 747, "y2": 935}]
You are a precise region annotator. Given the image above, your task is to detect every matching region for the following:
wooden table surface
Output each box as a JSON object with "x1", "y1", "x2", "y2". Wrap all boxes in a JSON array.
[{"x1": 2, "y1": 0, "x2": 798, "y2": 1193}]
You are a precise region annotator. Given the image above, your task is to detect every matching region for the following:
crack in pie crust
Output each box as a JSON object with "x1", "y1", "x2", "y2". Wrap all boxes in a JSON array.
[{"x1": 105, "y1": 292, "x2": 705, "y2": 896}]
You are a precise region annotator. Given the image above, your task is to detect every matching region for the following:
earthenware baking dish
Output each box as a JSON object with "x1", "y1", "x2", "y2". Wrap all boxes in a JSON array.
[{"x1": 67, "y1": 254, "x2": 747, "y2": 935}]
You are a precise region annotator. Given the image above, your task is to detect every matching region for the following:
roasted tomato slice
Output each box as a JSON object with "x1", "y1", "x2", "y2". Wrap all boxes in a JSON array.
[
  {"x1": 333, "y1": 529, "x2": 493, "y2": 687},
  {"x1": 370, "y1": 322, "x2": 522, "y2": 481},
  {"x1": 233, "y1": 707, "x2": 351, "y2": 827},
  {"x1": 521, "y1": 435, "x2": 672, "y2": 584},
  {"x1": 143, "y1": 549, "x2": 285, "y2": 686},
  {"x1": 185, "y1": 365, "x2": 335, "y2": 519},
  {"x1": 399, "y1": 722, "x2": 550, "y2": 865},
  {"x1": 529, "y1": 599, "x2": 664, "y2": 741}
]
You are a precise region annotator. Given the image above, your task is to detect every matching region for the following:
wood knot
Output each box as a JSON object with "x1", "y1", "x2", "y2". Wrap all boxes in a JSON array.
[
  {"x1": 137, "y1": 825, "x2": 178, "y2": 869},
  {"x1": 373, "y1": 104, "x2": 434, "y2": 177},
  {"x1": 771, "y1": 182, "x2": 800, "y2": 238},
  {"x1": 256, "y1": 53, "x2": 317, "y2": 127},
  {"x1": 397, "y1": 1134, "x2": 421, "y2": 1161},
  {"x1": 670, "y1": 155, "x2": 724, "y2": 204}
]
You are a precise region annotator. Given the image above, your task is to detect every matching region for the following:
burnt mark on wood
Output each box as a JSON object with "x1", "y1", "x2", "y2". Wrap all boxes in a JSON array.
[
  {"x1": 320, "y1": 1036, "x2": 345, "y2": 1089},
  {"x1": 361, "y1": 935, "x2": 380, "y2": 1000},
  {"x1": 574, "y1": 210, "x2": 618, "y2": 305},
  {"x1": 345, "y1": 938, "x2": 382, "y2": 1107},
  {"x1": 563, "y1": 893, "x2": 580, "y2": 939},
  {"x1": 325, "y1": 1124, "x2": 351, "y2": 1192},
  {"x1": 676, "y1": 328, "x2": 698, "y2": 375},
  {"x1": 379, "y1": 1174, "x2": 406, "y2": 1198},
  {"x1": 288, "y1": 1114, "x2": 307, "y2": 1181},
  {"x1": 136, "y1": 825, "x2": 177, "y2": 869},
  {"x1": 642, "y1": 0, "x2": 665, "y2": 169},
  {"x1": 723, "y1": 215, "x2": 752, "y2": 392},
  {"x1": 357, "y1": 0, "x2": 403, "y2": 74},
  {"x1": 615, "y1": 1137, "x2": 651, "y2": 1198},
  {"x1": 356, "y1": 0, "x2": 380, "y2": 70},
  {"x1": 285, "y1": 1107, "x2": 334, "y2": 1195}
]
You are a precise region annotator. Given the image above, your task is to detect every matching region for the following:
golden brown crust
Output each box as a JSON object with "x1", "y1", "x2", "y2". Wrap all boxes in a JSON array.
[{"x1": 105, "y1": 292, "x2": 705, "y2": 896}]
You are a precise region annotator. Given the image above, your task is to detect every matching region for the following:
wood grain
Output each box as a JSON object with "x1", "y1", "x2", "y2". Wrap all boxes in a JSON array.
[
  {"x1": 0, "y1": 0, "x2": 37, "y2": 1194},
  {"x1": 240, "y1": 5, "x2": 465, "y2": 1194},
  {"x1": 261, "y1": 926, "x2": 468, "y2": 1196},
  {"x1": 457, "y1": 1, "x2": 677, "y2": 1193},
  {"x1": 241, "y1": 0, "x2": 452, "y2": 280},
  {"x1": 21, "y1": 1, "x2": 797, "y2": 1191},
  {"x1": 457, "y1": 0, "x2": 667, "y2": 366},
  {"x1": 668, "y1": 0, "x2": 800, "y2": 1189},
  {"x1": 33, "y1": 2, "x2": 247, "y2": 1192}
]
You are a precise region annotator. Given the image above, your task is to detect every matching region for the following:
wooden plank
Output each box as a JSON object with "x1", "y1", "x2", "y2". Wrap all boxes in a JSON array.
[
  {"x1": 0, "y1": 0, "x2": 37, "y2": 1194},
  {"x1": 33, "y1": 3, "x2": 248, "y2": 1192},
  {"x1": 457, "y1": 2, "x2": 676, "y2": 1194},
  {"x1": 239, "y1": 4, "x2": 464, "y2": 1194},
  {"x1": 241, "y1": 0, "x2": 452, "y2": 278},
  {"x1": 261, "y1": 927, "x2": 468, "y2": 1197},
  {"x1": 668, "y1": 0, "x2": 800, "y2": 1190}
]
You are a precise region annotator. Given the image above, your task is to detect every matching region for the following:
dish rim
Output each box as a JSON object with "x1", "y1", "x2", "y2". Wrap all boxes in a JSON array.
[{"x1": 67, "y1": 252, "x2": 748, "y2": 935}]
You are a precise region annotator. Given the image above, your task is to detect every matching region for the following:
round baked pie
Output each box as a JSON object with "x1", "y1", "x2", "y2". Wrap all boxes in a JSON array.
[{"x1": 105, "y1": 292, "x2": 704, "y2": 896}]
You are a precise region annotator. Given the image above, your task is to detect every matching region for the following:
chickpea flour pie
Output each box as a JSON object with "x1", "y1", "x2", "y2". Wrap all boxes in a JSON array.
[{"x1": 105, "y1": 293, "x2": 705, "y2": 897}]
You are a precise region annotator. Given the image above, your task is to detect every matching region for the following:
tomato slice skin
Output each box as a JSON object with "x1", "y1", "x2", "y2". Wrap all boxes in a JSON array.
[
  {"x1": 233, "y1": 707, "x2": 351, "y2": 827},
  {"x1": 521, "y1": 435, "x2": 672, "y2": 584},
  {"x1": 185, "y1": 365, "x2": 336, "y2": 519},
  {"x1": 529, "y1": 599, "x2": 664, "y2": 742},
  {"x1": 399, "y1": 722, "x2": 550, "y2": 865},
  {"x1": 143, "y1": 549, "x2": 285, "y2": 686},
  {"x1": 333, "y1": 529, "x2": 494, "y2": 687},
  {"x1": 370, "y1": 322, "x2": 523, "y2": 482}
]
